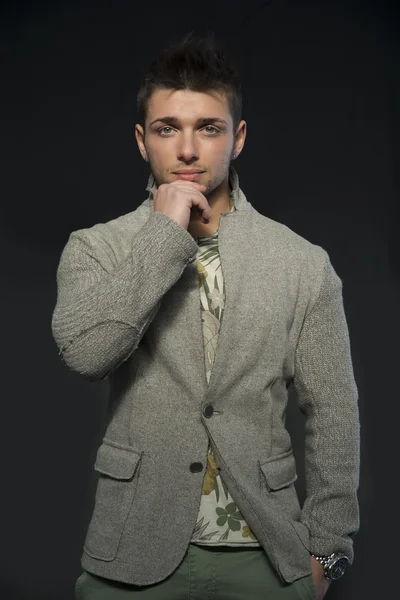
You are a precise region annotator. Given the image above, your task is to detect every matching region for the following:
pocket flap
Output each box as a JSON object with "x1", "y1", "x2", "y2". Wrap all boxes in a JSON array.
[
  {"x1": 259, "y1": 449, "x2": 298, "y2": 491},
  {"x1": 94, "y1": 441, "x2": 142, "y2": 480}
]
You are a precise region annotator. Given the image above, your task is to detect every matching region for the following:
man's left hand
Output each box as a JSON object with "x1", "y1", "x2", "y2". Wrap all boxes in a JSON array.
[{"x1": 311, "y1": 555, "x2": 332, "y2": 600}]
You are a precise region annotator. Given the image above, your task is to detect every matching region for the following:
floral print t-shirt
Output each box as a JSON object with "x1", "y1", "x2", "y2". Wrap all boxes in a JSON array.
[{"x1": 190, "y1": 197, "x2": 261, "y2": 547}]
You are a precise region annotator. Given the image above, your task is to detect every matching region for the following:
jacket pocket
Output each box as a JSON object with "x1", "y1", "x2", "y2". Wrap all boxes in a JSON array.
[
  {"x1": 83, "y1": 439, "x2": 143, "y2": 561},
  {"x1": 258, "y1": 448, "x2": 298, "y2": 491}
]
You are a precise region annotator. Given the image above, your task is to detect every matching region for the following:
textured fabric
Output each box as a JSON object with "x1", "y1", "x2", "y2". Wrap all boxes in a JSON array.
[
  {"x1": 75, "y1": 544, "x2": 317, "y2": 600},
  {"x1": 190, "y1": 200, "x2": 260, "y2": 547},
  {"x1": 51, "y1": 166, "x2": 360, "y2": 587}
]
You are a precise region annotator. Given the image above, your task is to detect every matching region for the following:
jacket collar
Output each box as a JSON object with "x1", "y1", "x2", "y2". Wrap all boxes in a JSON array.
[{"x1": 144, "y1": 165, "x2": 250, "y2": 212}]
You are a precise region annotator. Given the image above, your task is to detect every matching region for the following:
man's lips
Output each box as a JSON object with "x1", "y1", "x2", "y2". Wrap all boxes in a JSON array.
[
  {"x1": 173, "y1": 170, "x2": 204, "y2": 174},
  {"x1": 172, "y1": 172, "x2": 204, "y2": 180}
]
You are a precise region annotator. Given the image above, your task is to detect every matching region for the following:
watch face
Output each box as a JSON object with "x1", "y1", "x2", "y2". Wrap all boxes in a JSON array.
[{"x1": 330, "y1": 557, "x2": 348, "y2": 580}]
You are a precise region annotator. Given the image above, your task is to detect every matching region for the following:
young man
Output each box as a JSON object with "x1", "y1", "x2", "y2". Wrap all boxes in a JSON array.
[{"x1": 52, "y1": 31, "x2": 360, "y2": 600}]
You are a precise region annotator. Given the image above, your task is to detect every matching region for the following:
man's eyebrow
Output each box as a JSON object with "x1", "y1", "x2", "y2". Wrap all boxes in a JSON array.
[{"x1": 149, "y1": 116, "x2": 228, "y2": 127}]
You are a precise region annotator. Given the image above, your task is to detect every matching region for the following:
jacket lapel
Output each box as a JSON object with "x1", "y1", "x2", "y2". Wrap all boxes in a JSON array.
[{"x1": 143, "y1": 166, "x2": 255, "y2": 399}]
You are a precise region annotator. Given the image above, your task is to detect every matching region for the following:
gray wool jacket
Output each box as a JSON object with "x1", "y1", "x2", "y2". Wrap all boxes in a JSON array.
[{"x1": 51, "y1": 166, "x2": 360, "y2": 587}]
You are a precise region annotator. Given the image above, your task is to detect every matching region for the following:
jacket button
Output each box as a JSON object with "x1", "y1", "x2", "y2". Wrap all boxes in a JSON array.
[
  {"x1": 203, "y1": 405, "x2": 214, "y2": 418},
  {"x1": 190, "y1": 462, "x2": 204, "y2": 473}
]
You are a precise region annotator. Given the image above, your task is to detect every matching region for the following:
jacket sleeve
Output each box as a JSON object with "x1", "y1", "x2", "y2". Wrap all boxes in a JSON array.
[
  {"x1": 293, "y1": 251, "x2": 360, "y2": 564},
  {"x1": 51, "y1": 210, "x2": 198, "y2": 381}
]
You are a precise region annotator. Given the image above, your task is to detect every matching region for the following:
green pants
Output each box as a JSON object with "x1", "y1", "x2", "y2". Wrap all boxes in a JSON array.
[{"x1": 75, "y1": 544, "x2": 317, "y2": 599}]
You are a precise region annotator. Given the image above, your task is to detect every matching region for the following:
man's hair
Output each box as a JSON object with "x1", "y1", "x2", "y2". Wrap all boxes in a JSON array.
[{"x1": 136, "y1": 31, "x2": 242, "y2": 137}]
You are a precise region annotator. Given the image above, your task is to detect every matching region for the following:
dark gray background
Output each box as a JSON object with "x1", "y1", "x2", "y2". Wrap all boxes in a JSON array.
[{"x1": 1, "y1": 0, "x2": 398, "y2": 598}]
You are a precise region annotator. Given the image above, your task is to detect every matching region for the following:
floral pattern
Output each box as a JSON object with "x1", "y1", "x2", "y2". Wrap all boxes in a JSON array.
[{"x1": 190, "y1": 199, "x2": 260, "y2": 547}]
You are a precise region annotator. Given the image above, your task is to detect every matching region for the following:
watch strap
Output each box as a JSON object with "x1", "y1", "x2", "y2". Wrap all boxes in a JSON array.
[{"x1": 311, "y1": 552, "x2": 349, "y2": 580}]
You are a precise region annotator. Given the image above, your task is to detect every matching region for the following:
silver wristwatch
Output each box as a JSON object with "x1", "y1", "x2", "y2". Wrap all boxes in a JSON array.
[{"x1": 311, "y1": 552, "x2": 349, "y2": 580}]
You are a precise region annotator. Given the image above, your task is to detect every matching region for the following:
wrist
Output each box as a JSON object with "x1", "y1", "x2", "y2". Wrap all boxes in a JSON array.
[{"x1": 311, "y1": 552, "x2": 349, "y2": 581}]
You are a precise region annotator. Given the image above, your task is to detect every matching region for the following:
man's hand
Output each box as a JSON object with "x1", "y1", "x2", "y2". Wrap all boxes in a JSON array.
[
  {"x1": 311, "y1": 555, "x2": 332, "y2": 600},
  {"x1": 153, "y1": 180, "x2": 210, "y2": 230}
]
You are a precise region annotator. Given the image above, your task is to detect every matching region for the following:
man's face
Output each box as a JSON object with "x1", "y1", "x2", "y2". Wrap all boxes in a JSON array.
[{"x1": 135, "y1": 88, "x2": 240, "y2": 195}]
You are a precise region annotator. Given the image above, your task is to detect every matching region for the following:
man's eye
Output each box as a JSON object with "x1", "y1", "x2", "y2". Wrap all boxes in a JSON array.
[
  {"x1": 157, "y1": 126, "x2": 219, "y2": 135},
  {"x1": 205, "y1": 126, "x2": 219, "y2": 134}
]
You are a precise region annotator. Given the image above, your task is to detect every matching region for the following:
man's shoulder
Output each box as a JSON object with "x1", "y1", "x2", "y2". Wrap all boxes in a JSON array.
[
  {"x1": 68, "y1": 200, "x2": 152, "y2": 251},
  {"x1": 253, "y1": 210, "x2": 328, "y2": 267},
  {"x1": 252, "y1": 211, "x2": 331, "y2": 306}
]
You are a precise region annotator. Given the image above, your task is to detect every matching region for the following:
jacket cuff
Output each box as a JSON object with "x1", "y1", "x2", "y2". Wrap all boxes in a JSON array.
[{"x1": 308, "y1": 533, "x2": 355, "y2": 565}]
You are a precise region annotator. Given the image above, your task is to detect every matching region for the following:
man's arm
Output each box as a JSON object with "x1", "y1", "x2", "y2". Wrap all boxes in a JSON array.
[
  {"x1": 51, "y1": 211, "x2": 198, "y2": 381},
  {"x1": 293, "y1": 251, "x2": 360, "y2": 565}
]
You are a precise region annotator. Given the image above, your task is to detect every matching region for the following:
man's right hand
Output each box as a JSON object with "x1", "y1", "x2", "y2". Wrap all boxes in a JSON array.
[{"x1": 153, "y1": 180, "x2": 211, "y2": 230}]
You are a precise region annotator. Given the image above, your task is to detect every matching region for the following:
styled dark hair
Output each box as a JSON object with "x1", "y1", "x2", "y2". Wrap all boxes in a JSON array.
[{"x1": 136, "y1": 31, "x2": 242, "y2": 137}]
